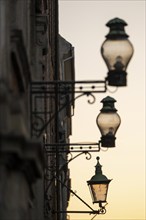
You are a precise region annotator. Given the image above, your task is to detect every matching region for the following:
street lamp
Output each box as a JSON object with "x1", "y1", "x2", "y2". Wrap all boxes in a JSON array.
[
  {"x1": 101, "y1": 17, "x2": 134, "y2": 86},
  {"x1": 30, "y1": 17, "x2": 132, "y2": 218},
  {"x1": 52, "y1": 156, "x2": 111, "y2": 215},
  {"x1": 44, "y1": 96, "x2": 121, "y2": 151},
  {"x1": 87, "y1": 157, "x2": 111, "y2": 207},
  {"x1": 44, "y1": 96, "x2": 120, "y2": 216},
  {"x1": 96, "y1": 96, "x2": 121, "y2": 148}
]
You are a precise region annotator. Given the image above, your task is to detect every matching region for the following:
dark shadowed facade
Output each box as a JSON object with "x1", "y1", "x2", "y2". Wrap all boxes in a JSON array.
[{"x1": 0, "y1": 1, "x2": 75, "y2": 220}]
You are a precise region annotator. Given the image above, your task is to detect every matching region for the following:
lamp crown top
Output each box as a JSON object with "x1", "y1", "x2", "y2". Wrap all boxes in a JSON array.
[
  {"x1": 100, "y1": 96, "x2": 117, "y2": 112},
  {"x1": 95, "y1": 157, "x2": 102, "y2": 174},
  {"x1": 105, "y1": 17, "x2": 129, "y2": 39},
  {"x1": 87, "y1": 157, "x2": 112, "y2": 184},
  {"x1": 96, "y1": 156, "x2": 100, "y2": 161},
  {"x1": 106, "y1": 17, "x2": 127, "y2": 27},
  {"x1": 101, "y1": 96, "x2": 116, "y2": 104}
]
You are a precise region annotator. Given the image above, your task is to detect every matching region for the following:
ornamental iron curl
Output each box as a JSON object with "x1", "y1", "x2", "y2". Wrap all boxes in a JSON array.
[
  {"x1": 44, "y1": 142, "x2": 101, "y2": 211},
  {"x1": 31, "y1": 114, "x2": 45, "y2": 132},
  {"x1": 51, "y1": 176, "x2": 108, "y2": 216},
  {"x1": 45, "y1": 147, "x2": 95, "y2": 176},
  {"x1": 30, "y1": 80, "x2": 107, "y2": 136}
]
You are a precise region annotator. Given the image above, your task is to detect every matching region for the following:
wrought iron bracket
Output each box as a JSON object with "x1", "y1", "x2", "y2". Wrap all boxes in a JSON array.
[
  {"x1": 30, "y1": 80, "x2": 107, "y2": 94},
  {"x1": 30, "y1": 80, "x2": 107, "y2": 137},
  {"x1": 52, "y1": 175, "x2": 107, "y2": 216},
  {"x1": 44, "y1": 142, "x2": 102, "y2": 177},
  {"x1": 45, "y1": 142, "x2": 101, "y2": 153}
]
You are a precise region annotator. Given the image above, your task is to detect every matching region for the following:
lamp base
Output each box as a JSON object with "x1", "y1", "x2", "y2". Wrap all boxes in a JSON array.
[
  {"x1": 101, "y1": 135, "x2": 116, "y2": 148},
  {"x1": 107, "y1": 70, "x2": 127, "y2": 86}
]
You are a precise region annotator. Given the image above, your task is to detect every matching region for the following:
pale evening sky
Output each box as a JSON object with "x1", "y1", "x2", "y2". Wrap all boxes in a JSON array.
[{"x1": 59, "y1": 1, "x2": 145, "y2": 220}]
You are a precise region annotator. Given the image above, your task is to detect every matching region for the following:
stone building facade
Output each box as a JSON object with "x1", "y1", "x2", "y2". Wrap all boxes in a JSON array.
[{"x1": 0, "y1": 1, "x2": 75, "y2": 220}]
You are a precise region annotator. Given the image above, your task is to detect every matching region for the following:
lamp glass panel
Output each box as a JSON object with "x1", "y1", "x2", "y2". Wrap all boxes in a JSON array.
[
  {"x1": 97, "y1": 112, "x2": 121, "y2": 136},
  {"x1": 89, "y1": 183, "x2": 108, "y2": 203},
  {"x1": 101, "y1": 39, "x2": 134, "y2": 71}
]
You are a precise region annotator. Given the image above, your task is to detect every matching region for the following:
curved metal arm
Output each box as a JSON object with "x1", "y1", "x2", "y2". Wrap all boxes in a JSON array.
[
  {"x1": 33, "y1": 92, "x2": 96, "y2": 137},
  {"x1": 59, "y1": 151, "x2": 91, "y2": 174},
  {"x1": 45, "y1": 141, "x2": 101, "y2": 173},
  {"x1": 52, "y1": 175, "x2": 107, "y2": 215},
  {"x1": 30, "y1": 80, "x2": 107, "y2": 137},
  {"x1": 44, "y1": 141, "x2": 101, "y2": 194}
]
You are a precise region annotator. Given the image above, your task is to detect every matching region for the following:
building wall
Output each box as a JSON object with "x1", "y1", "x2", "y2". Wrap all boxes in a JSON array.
[
  {"x1": 0, "y1": 1, "x2": 43, "y2": 220},
  {"x1": 0, "y1": 1, "x2": 75, "y2": 220}
]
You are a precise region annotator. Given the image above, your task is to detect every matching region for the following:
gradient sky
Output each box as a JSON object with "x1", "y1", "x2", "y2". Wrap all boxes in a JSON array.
[{"x1": 59, "y1": 1, "x2": 145, "y2": 220}]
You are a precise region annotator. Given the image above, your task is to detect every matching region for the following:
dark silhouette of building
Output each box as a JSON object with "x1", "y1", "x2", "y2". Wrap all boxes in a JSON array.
[{"x1": 0, "y1": 1, "x2": 75, "y2": 220}]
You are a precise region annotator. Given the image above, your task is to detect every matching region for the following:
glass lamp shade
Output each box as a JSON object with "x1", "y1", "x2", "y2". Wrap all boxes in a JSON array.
[
  {"x1": 96, "y1": 96, "x2": 121, "y2": 147},
  {"x1": 88, "y1": 182, "x2": 110, "y2": 204},
  {"x1": 101, "y1": 18, "x2": 134, "y2": 86},
  {"x1": 97, "y1": 111, "x2": 121, "y2": 145},
  {"x1": 87, "y1": 157, "x2": 111, "y2": 204}
]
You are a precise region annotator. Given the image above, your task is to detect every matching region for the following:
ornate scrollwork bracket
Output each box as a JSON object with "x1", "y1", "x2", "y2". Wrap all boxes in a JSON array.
[
  {"x1": 30, "y1": 80, "x2": 107, "y2": 137},
  {"x1": 51, "y1": 175, "x2": 108, "y2": 217}
]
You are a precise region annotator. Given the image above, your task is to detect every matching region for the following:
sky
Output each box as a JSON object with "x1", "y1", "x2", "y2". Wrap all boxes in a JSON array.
[{"x1": 59, "y1": 1, "x2": 145, "y2": 220}]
